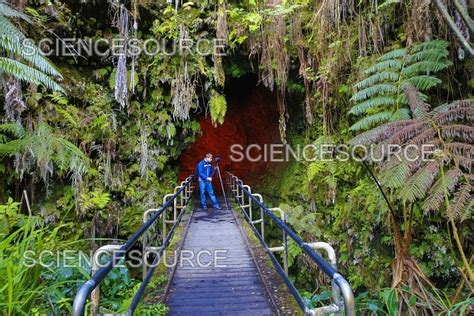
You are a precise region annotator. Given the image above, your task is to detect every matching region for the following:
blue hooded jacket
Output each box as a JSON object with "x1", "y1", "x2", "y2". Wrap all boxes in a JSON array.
[{"x1": 196, "y1": 159, "x2": 214, "y2": 182}]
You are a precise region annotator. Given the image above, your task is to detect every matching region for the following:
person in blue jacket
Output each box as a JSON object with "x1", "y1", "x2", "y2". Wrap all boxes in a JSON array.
[{"x1": 196, "y1": 153, "x2": 221, "y2": 211}]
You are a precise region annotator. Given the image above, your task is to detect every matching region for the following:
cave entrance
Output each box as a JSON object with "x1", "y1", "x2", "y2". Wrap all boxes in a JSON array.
[{"x1": 179, "y1": 76, "x2": 282, "y2": 190}]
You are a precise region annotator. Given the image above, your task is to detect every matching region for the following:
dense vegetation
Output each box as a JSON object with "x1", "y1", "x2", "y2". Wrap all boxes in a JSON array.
[{"x1": 0, "y1": 0, "x2": 472, "y2": 314}]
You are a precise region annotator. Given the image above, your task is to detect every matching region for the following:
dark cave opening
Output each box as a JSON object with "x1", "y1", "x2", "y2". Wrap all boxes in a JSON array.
[{"x1": 179, "y1": 75, "x2": 284, "y2": 189}]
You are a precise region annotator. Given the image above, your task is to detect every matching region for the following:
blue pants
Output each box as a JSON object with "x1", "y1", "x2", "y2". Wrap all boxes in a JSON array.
[{"x1": 199, "y1": 180, "x2": 219, "y2": 209}]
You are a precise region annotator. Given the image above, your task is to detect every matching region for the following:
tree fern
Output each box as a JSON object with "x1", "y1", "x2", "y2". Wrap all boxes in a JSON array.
[
  {"x1": 349, "y1": 40, "x2": 452, "y2": 132},
  {"x1": 350, "y1": 85, "x2": 473, "y2": 218},
  {"x1": 0, "y1": 1, "x2": 63, "y2": 92}
]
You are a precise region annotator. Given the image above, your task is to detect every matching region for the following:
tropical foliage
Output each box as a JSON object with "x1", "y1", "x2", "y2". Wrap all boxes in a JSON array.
[
  {"x1": 0, "y1": 0, "x2": 63, "y2": 92},
  {"x1": 0, "y1": 0, "x2": 473, "y2": 315},
  {"x1": 349, "y1": 40, "x2": 452, "y2": 131}
]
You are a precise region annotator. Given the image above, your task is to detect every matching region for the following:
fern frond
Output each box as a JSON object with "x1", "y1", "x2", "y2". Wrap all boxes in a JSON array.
[
  {"x1": 354, "y1": 71, "x2": 399, "y2": 90},
  {"x1": 401, "y1": 60, "x2": 451, "y2": 75},
  {"x1": 0, "y1": 35, "x2": 61, "y2": 77},
  {"x1": 349, "y1": 120, "x2": 413, "y2": 145},
  {"x1": 411, "y1": 40, "x2": 450, "y2": 52},
  {"x1": 349, "y1": 97, "x2": 395, "y2": 115},
  {"x1": 0, "y1": 57, "x2": 64, "y2": 92},
  {"x1": 441, "y1": 125, "x2": 474, "y2": 142},
  {"x1": 390, "y1": 108, "x2": 411, "y2": 121},
  {"x1": 431, "y1": 99, "x2": 474, "y2": 115},
  {"x1": 433, "y1": 107, "x2": 474, "y2": 125},
  {"x1": 0, "y1": 16, "x2": 26, "y2": 39},
  {"x1": 349, "y1": 111, "x2": 393, "y2": 131},
  {"x1": 378, "y1": 48, "x2": 406, "y2": 61},
  {"x1": 209, "y1": 92, "x2": 227, "y2": 126},
  {"x1": 408, "y1": 128, "x2": 436, "y2": 147},
  {"x1": 400, "y1": 160, "x2": 441, "y2": 203},
  {"x1": 350, "y1": 84, "x2": 397, "y2": 102},
  {"x1": 402, "y1": 84, "x2": 430, "y2": 118},
  {"x1": 455, "y1": 156, "x2": 473, "y2": 172},
  {"x1": 404, "y1": 75, "x2": 442, "y2": 91},
  {"x1": 0, "y1": 0, "x2": 31, "y2": 22},
  {"x1": 0, "y1": 123, "x2": 25, "y2": 138},
  {"x1": 0, "y1": 138, "x2": 24, "y2": 156},
  {"x1": 384, "y1": 121, "x2": 429, "y2": 145},
  {"x1": 380, "y1": 159, "x2": 412, "y2": 189},
  {"x1": 407, "y1": 49, "x2": 449, "y2": 63},
  {"x1": 449, "y1": 184, "x2": 472, "y2": 221},
  {"x1": 423, "y1": 168, "x2": 462, "y2": 212},
  {"x1": 446, "y1": 142, "x2": 474, "y2": 159},
  {"x1": 364, "y1": 59, "x2": 402, "y2": 75}
]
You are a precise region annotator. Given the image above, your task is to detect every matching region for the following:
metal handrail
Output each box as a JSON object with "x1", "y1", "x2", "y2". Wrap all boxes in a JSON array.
[
  {"x1": 227, "y1": 172, "x2": 355, "y2": 316},
  {"x1": 72, "y1": 175, "x2": 195, "y2": 316}
]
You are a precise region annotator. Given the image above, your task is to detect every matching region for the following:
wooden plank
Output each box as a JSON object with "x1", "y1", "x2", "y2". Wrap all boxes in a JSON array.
[{"x1": 166, "y1": 204, "x2": 275, "y2": 315}]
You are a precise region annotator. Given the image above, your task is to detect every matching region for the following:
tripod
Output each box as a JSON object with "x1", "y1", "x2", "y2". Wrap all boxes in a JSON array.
[{"x1": 214, "y1": 158, "x2": 229, "y2": 210}]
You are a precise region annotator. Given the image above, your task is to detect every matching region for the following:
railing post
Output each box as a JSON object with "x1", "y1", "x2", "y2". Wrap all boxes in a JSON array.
[
  {"x1": 225, "y1": 174, "x2": 354, "y2": 316},
  {"x1": 270, "y1": 208, "x2": 288, "y2": 276},
  {"x1": 162, "y1": 194, "x2": 174, "y2": 245},
  {"x1": 90, "y1": 245, "x2": 121, "y2": 316},
  {"x1": 251, "y1": 193, "x2": 264, "y2": 242},
  {"x1": 241, "y1": 185, "x2": 252, "y2": 219},
  {"x1": 142, "y1": 208, "x2": 160, "y2": 279},
  {"x1": 304, "y1": 242, "x2": 342, "y2": 315}
]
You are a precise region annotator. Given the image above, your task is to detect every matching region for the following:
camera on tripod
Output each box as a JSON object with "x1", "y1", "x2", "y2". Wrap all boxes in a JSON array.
[{"x1": 214, "y1": 155, "x2": 221, "y2": 164}]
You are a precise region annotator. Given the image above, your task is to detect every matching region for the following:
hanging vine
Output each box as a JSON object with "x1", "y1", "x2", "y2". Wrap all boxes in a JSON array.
[
  {"x1": 250, "y1": 0, "x2": 289, "y2": 143},
  {"x1": 111, "y1": 2, "x2": 130, "y2": 108},
  {"x1": 171, "y1": 25, "x2": 197, "y2": 121},
  {"x1": 214, "y1": 0, "x2": 227, "y2": 87}
]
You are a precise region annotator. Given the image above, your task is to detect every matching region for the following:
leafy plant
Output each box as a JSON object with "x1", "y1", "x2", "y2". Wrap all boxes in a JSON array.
[
  {"x1": 349, "y1": 40, "x2": 452, "y2": 131},
  {"x1": 0, "y1": 122, "x2": 89, "y2": 183},
  {"x1": 209, "y1": 90, "x2": 227, "y2": 126},
  {"x1": 0, "y1": 0, "x2": 63, "y2": 92},
  {"x1": 0, "y1": 200, "x2": 53, "y2": 315},
  {"x1": 350, "y1": 85, "x2": 473, "y2": 284}
]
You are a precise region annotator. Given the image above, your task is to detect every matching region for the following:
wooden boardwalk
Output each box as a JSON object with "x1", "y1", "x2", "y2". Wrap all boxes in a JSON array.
[{"x1": 166, "y1": 203, "x2": 274, "y2": 315}]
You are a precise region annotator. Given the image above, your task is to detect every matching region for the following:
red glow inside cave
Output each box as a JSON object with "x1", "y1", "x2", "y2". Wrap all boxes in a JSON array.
[{"x1": 179, "y1": 77, "x2": 282, "y2": 190}]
